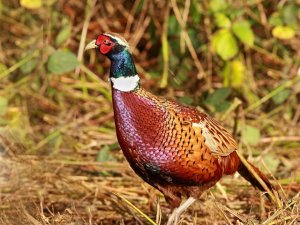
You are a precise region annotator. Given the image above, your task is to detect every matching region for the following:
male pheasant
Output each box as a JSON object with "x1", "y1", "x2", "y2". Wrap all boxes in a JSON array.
[{"x1": 85, "y1": 33, "x2": 275, "y2": 224}]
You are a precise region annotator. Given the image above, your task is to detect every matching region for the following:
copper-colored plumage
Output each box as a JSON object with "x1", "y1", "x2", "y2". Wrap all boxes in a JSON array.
[{"x1": 112, "y1": 87, "x2": 272, "y2": 208}]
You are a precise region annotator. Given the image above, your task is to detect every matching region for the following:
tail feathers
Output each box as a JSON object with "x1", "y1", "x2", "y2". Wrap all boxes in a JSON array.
[{"x1": 238, "y1": 160, "x2": 274, "y2": 193}]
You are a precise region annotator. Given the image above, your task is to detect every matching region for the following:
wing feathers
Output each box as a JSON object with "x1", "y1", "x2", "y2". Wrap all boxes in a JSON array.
[{"x1": 192, "y1": 116, "x2": 237, "y2": 157}]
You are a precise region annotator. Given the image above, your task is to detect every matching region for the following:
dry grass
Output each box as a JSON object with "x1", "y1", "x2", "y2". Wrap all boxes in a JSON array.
[{"x1": 0, "y1": 133, "x2": 299, "y2": 225}]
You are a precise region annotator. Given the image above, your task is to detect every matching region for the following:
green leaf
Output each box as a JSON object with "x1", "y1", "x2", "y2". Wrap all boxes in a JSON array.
[
  {"x1": 48, "y1": 132, "x2": 63, "y2": 154},
  {"x1": 209, "y1": 0, "x2": 228, "y2": 12},
  {"x1": 96, "y1": 145, "x2": 116, "y2": 162},
  {"x1": 149, "y1": 19, "x2": 156, "y2": 43},
  {"x1": 215, "y1": 100, "x2": 230, "y2": 112},
  {"x1": 0, "y1": 63, "x2": 7, "y2": 74},
  {"x1": 226, "y1": 7, "x2": 244, "y2": 20},
  {"x1": 272, "y1": 26, "x2": 295, "y2": 40},
  {"x1": 168, "y1": 15, "x2": 180, "y2": 36},
  {"x1": 172, "y1": 58, "x2": 191, "y2": 87},
  {"x1": 135, "y1": 0, "x2": 145, "y2": 14},
  {"x1": 262, "y1": 154, "x2": 280, "y2": 173},
  {"x1": 222, "y1": 60, "x2": 245, "y2": 88},
  {"x1": 214, "y1": 13, "x2": 231, "y2": 28},
  {"x1": 20, "y1": 58, "x2": 37, "y2": 74},
  {"x1": 55, "y1": 23, "x2": 71, "y2": 46},
  {"x1": 20, "y1": 0, "x2": 42, "y2": 9},
  {"x1": 241, "y1": 85, "x2": 259, "y2": 104},
  {"x1": 282, "y1": 3, "x2": 298, "y2": 28},
  {"x1": 269, "y1": 12, "x2": 283, "y2": 26},
  {"x1": 205, "y1": 88, "x2": 231, "y2": 105},
  {"x1": 47, "y1": 50, "x2": 79, "y2": 74},
  {"x1": 212, "y1": 29, "x2": 238, "y2": 60},
  {"x1": 232, "y1": 20, "x2": 254, "y2": 47},
  {"x1": 0, "y1": 97, "x2": 8, "y2": 116},
  {"x1": 179, "y1": 96, "x2": 193, "y2": 105},
  {"x1": 1, "y1": 107, "x2": 29, "y2": 144},
  {"x1": 108, "y1": 142, "x2": 120, "y2": 150},
  {"x1": 190, "y1": 0, "x2": 202, "y2": 23},
  {"x1": 188, "y1": 28, "x2": 201, "y2": 49},
  {"x1": 205, "y1": 88, "x2": 231, "y2": 112},
  {"x1": 241, "y1": 125, "x2": 260, "y2": 145},
  {"x1": 272, "y1": 89, "x2": 291, "y2": 105}
]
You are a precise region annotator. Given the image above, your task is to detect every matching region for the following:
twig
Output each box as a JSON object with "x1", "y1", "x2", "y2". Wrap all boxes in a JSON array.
[
  {"x1": 236, "y1": 151, "x2": 282, "y2": 208},
  {"x1": 28, "y1": 108, "x2": 105, "y2": 153},
  {"x1": 260, "y1": 136, "x2": 300, "y2": 143},
  {"x1": 170, "y1": 0, "x2": 206, "y2": 79},
  {"x1": 160, "y1": 4, "x2": 170, "y2": 89},
  {"x1": 180, "y1": 0, "x2": 190, "y2": 54},
  {"x1": 22, "y1": 208, "x2": 43, "y2": 225},
  {"x1": 245, "y1": 75, "x2": 300, "y2": 113},
  {"x1": 220, "y1": 98, "x2": 242, "y2": 121},
  {"x1": 262, "y1": 200, "x2": 297, "y2": 225},
  {"x1": 256, "y1": 0, "x2": 268, "y2": 27},
  {"x1": 210, "y1": 192, "x2": 233, "y2": 225},
  {"x1": 251, "y1": 45, "x2": 287, "y2": 65},
  {"x1": 0, "y1": 50, "x2": 38, "y2": 81},
  {"x1": 113, "y1": 192, "x2": 158, "y2": 225},
  {"x1": 127, "y1": 0, "x2": 149, "y2": 51},
  {"x1": 203, "y1": 0, "x2": 213, "y2": 87},
  {"x1": 75, "y1": 0, "x2": 96, "y2": 75},
  {"x1": 216, "y1": 182, "x2": 228, "y2": 201},
  {"x1": 130, "y1": 16, "x2": 151, "y2": 52},
  {"x1": 124, "y1": 0, "x2": 140, "y2": 36},
  {"x1": 223, "y1": 205, "x2": 248, "y2": 223},
  {"x1": 155, "y1": 197, "x2": 162, "y2": 225},
  {"x1": 261, "y1": 159, "x2": 288, "y2": 203}
]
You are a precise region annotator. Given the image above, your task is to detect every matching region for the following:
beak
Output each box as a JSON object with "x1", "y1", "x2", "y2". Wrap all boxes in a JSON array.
[{"x1": 85, "y1": 40, "x2": 98, "y2": 51}]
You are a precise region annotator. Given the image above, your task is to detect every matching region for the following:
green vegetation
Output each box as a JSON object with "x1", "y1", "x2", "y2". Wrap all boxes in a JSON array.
[{"x1": 0, "y1": 0, "x2": 299, "y2": 224}]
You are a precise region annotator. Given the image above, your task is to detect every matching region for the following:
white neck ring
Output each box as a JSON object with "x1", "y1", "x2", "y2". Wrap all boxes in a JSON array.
[{"x1": 110, "y1": 75, "x2": 140, "y2": 92}]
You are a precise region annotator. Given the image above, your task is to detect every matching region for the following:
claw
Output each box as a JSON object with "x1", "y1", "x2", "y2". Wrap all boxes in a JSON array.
[
  {"x1": 167, "y1": 208, "x2": 179, "y2": 225},
  {"x1": 166, "y1": 197, "x2": 196, "y2": 225}
]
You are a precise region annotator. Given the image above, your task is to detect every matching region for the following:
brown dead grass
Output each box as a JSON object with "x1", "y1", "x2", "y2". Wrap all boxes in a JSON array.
[{"x1": 0, "y1": 134, "x2": 299, "y2": 225}]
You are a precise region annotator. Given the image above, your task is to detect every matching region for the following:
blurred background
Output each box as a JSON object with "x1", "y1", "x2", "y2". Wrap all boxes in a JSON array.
[{"x1": 0, "y1": 0, "x2": 299, "y2": 224}]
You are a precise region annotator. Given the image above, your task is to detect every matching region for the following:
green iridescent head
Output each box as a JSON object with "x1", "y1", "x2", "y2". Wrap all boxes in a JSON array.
[{"x1": 85, "y1": 33, "x2": 137, "y2": 78}]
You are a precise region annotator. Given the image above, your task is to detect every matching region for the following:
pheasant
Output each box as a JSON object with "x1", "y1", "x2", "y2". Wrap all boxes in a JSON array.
[{"x1": 85, "y1": 33, "x2": 275, "y2": 224}]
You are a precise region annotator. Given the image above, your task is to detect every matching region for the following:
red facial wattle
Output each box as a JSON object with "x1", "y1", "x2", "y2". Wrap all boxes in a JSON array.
[
  {"x1": 100, "y1": 44, "x2": 112, "y2": 54},
  {"x1": 96, "y1": 35, "x2": 115, "y2": 54}
]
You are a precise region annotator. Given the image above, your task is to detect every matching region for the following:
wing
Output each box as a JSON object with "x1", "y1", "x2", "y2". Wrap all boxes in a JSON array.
[
  {"x1": 146, "y1": 102, "x2": 238, "y2": 184},
  {"x1": 191, "y1": 114, "x2": 238, "y2": 157},
  {"x1": 167, "y1": 101, "x2": 238, "y2": 158},
  {"x1": 128, "y1": 89, "x2": 239, "y2": 185}
]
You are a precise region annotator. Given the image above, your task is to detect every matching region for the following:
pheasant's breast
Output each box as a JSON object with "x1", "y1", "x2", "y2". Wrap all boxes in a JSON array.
[{"x1": 112, "y1": 88, "x2": 225, "y2": 186}]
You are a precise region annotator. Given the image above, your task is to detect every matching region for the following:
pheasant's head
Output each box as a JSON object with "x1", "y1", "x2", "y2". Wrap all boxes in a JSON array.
[
  {"x1": 85, "y1": 33, "x2": 138, "y2": 89},
  {"x1": 85, "y1": 33, "x2": 130, "y2": 57}
]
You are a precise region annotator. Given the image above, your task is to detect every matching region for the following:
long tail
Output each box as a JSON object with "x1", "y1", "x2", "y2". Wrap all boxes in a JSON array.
[
  {"x1": 237, "y1": 159, "x2": 274, "y2": 193},
  {"x1": 223, "y1": 151, "x2": 280, "y2": 206}
]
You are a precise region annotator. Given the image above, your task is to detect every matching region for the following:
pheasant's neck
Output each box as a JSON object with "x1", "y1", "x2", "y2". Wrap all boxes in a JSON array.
[{"x1": 109, "y1": 49, "x2": 140, "y2": 92}]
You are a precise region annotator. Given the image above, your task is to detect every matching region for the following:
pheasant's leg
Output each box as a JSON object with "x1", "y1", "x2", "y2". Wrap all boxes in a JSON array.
[{"x1": 166, "y1": 197, "x2": 196, "y2": 225}]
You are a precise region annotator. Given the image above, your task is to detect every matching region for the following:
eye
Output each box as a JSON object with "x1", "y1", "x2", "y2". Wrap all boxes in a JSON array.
[{"x1": 103, "y1": 39, "x2": 110, "y2": 45}]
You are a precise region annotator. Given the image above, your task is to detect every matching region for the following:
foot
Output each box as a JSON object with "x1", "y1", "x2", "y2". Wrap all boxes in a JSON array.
[
  {"x1": 167, "y1": 208, "x2": 179, "y2": 225},
  {"x1": 166, "y1": 197, "x2": 196, "y2": 225}
]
